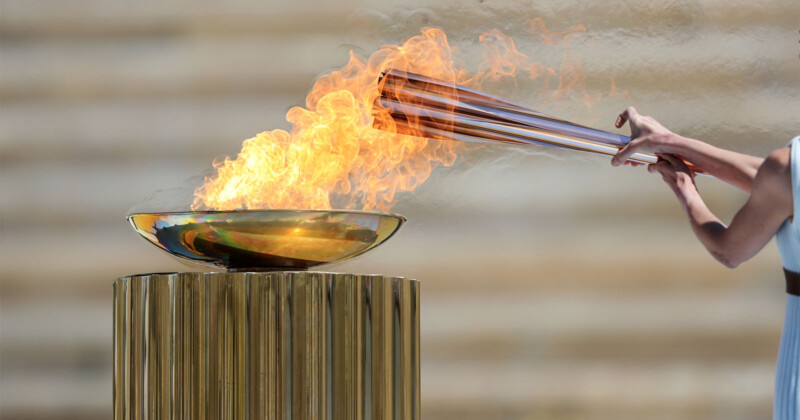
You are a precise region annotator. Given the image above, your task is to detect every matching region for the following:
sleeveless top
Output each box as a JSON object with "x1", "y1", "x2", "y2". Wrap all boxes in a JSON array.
[
  {"x1": 776, "y1": 136, "x2": 800, "y2": 272},
  {"x1": 773, "y1": 136, "x2": 800, "y2": 420}
]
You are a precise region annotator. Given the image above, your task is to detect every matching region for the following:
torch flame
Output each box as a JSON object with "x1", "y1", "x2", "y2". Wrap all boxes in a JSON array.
[{"x1": 192, "y1": 22, "x2": 601, "y2": 212}]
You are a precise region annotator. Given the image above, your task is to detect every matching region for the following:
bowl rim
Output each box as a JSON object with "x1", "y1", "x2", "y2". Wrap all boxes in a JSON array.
[
  {"x1": 125, "y1": 208, "x2": 408, "y2": 271},
  {"x1": 126, "y1": 208, "x2": 407, "y2": 222}
]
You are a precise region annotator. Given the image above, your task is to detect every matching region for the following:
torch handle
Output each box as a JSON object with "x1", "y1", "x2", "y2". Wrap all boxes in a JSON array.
[{"x1": 377, "y1": 95, "x2": 708, "y2": 176}]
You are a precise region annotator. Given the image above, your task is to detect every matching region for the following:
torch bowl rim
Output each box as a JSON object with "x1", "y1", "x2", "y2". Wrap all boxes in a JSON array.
[
  {"x1": 126, "y1": 208, "x2": 407, "y2": 221},
  {"x1": 126, "y1": 209, "x2": 407, "y2": 272}
]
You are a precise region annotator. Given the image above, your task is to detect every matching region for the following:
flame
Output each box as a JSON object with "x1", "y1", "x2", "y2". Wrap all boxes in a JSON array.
[{"x1": 193, "y1": 22, "x2": 606, "y2": 212}]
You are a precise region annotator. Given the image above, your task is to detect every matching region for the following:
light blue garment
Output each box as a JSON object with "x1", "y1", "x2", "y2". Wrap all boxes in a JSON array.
[
  {"x1": 777, "y1": 136, "x2": 800, "y2": 272},
  {"x1": 774, "y1": 135, "x2": 800, "y2": 420}
]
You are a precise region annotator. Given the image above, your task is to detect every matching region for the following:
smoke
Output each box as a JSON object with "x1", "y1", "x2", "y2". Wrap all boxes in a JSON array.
[{"x1": 127, "y1": 174, "x2": 206, "y2": 215}]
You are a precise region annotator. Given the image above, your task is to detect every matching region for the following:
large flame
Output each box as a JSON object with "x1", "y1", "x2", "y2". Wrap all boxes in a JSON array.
[{"x1": 192, "y1": 22, "x2": 599, "y2": 212}]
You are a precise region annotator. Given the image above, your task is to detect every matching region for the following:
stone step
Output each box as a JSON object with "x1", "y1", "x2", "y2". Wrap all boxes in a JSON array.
[
  {"x1": 0, "y1": 360, "x2": 775, "y2": 420},
  {"x1": 0, "y1": 95, "x2": 298, "y2": 163},
  {"x1": 2, "y1": 27, "x2": 796, "y2": 103},
  {"x1": 0, "y1": 217, "x2": 783, "y2": 297},
  {"x1": 1, "y1": 0, "x2": 795, "y2": 39},
  {"x1": 1, "y1": 289, "x2": 785, "y2": 364}
]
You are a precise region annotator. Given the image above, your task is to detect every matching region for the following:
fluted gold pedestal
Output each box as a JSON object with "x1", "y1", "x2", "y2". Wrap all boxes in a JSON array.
[{"x1": 113, "y1": 272, "x2": 419, "y2": 419}]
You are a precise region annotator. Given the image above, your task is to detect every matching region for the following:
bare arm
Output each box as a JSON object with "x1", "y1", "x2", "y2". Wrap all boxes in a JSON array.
[
  {"x1": 667, "y1": 136, "x2": 764, "y2": 192},
  {"x1": 649, "y1": 151, "x2": 792, "y2": 268},
  {"x1": 610, "y1": 107, "x2": 764, "y2": 192}
]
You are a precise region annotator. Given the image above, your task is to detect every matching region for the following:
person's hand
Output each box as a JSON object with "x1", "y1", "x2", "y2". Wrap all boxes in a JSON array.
[
  {"x1": 610, "y1": 106, "x2": 678, "y2": 167},
  {"x1": 648, "y1": 154, "x2": 699, "y2": 202}
]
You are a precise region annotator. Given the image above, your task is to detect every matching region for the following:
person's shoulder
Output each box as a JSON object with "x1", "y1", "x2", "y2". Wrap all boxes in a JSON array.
[
  {"x1": 753, "y1": 147, "x2": 792, "y2": 201},
  {"x1": 760, "y1": 147, "x2": 791, "y2": 179}
]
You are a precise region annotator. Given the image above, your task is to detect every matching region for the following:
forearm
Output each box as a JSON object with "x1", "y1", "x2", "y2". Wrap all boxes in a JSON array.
[
  {"x1": 681, "y1": 193, "x2": 738, "y2": 268},
  {"x1": 664, "y1": 149, "x2": 791, "y2": 270},
  {"x1": 668, "y1": 135, "x2": 763, "y2": 192}
]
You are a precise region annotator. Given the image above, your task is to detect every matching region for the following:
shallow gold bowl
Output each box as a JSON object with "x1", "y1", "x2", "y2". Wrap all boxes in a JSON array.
[{"x1": 127, "y1": 210, "x2": 406, "y2": 271}]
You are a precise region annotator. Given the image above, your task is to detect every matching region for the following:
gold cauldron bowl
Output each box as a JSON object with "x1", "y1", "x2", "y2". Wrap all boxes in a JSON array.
[{"x1": 127, "y1": 209, "x2": 406, "y2": 271}]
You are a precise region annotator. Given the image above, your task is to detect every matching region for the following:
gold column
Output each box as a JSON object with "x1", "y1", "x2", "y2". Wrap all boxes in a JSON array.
[{"x1": 113, "y1": 272, "x2": 420, "y2": 420}]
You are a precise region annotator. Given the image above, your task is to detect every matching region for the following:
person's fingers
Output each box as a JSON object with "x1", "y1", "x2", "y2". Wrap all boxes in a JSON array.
[
  {"x1": 648, "y1": 158, "x2": 672, "y2": 175},
  {"x1": 611, "y1": 138, "x2": 644, "y2": 167},
  {"x1": 659, "y1": 154, "x2": 694, "y2": 176},
  {"x1": 615, "y1": 113, "x2": 626, "y2": 128},
  {"x1": 616, "y1": 107, "x2": 629, "y2": 128},
  {"x1": 626, "y1": 106, "x2": 640, "y2": 122},
  {"x1": 611, "y1": 143, "x2": 631, "y2": 166},
  {"x1": 624, "y1": 161, "x2": 644, "y2": 167},
  {"x1": 616, "y1": 106, "x2": 640, "y2": 128},
  {"x1": 659, "y1": 153, "x2": 681, "y2": 165}
]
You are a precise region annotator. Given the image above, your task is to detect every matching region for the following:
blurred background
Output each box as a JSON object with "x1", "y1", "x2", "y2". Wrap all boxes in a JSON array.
[{"x1": 1, "y1": 0, "x2": 799, "y2": 419}]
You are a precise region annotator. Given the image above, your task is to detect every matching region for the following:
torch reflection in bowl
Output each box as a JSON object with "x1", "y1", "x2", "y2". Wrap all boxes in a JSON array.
[{"x1": 127, "y1": 210, "x2": 406, "y2": 271}]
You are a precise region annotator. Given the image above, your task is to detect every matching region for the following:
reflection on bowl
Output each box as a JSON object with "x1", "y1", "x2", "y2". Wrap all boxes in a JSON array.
[{"x1": 127, "y1": 210, "x2": 406, "y2": 271}]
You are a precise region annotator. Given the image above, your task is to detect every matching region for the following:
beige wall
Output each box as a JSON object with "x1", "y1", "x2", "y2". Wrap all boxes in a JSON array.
[{"x1": 1, "y1": 0, "x2": 798, "y2": 418}]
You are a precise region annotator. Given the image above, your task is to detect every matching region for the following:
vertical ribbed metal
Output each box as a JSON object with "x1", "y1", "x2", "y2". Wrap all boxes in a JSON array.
[{"x1": 113, "y1": 272, "x2": 419, "y2": 420}]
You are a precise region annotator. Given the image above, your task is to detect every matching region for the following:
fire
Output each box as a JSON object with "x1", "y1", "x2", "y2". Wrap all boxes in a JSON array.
[{"x1": 192, "y1": 22, "x2": 599, "y2": 212}]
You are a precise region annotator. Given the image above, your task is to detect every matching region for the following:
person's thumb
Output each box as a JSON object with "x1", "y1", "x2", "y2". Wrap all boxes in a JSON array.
[{"x1": 611, "y1": 140, "x2": 638, "y2": 167}]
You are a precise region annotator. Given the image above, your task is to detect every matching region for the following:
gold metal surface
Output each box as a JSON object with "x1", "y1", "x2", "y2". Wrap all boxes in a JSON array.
[
  {"x1": 113, "y1": 271, "x2": 420, "y2": 420},
  {"x1": 127, "y1": 210, "x2": 406, "y2": 271}
]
